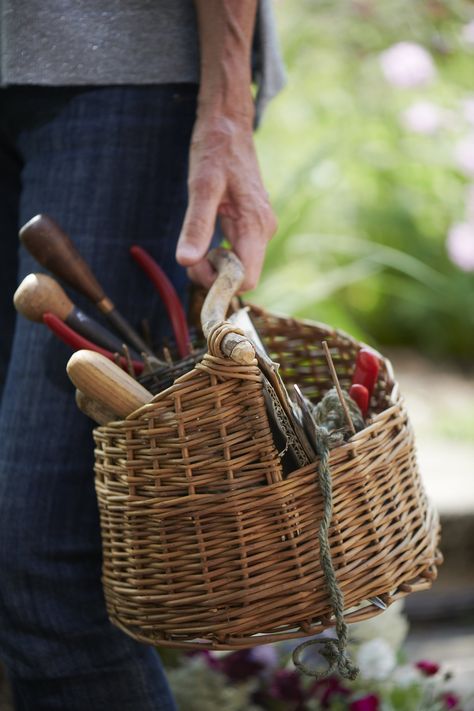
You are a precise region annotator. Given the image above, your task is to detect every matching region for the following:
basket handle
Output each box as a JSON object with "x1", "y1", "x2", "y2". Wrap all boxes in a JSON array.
[{"x1": 200, "y1": 248, "x2": 256, "y2": 364}]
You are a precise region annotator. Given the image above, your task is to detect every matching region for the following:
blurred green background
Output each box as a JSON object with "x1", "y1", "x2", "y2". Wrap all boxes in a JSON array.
[{"x1": 254, "y1": 0, "x2": 474, "y2": 364}]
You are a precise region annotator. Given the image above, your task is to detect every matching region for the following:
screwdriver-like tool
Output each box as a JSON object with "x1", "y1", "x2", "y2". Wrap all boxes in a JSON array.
[
  {"x1": 19, "y1": 214, "x2": 162, "y2": 366},
  {"x1": 14, "y1": 273, "x2": 140, "y2": 358}
]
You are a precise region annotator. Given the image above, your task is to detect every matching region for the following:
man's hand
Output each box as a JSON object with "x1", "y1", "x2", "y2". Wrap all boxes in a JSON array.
[
  {"x1": 175, "y1": 0, "x2": 277, "y2": 293},
  {"x1": 176, "y1": 115, "x2": 277, "y2": 292}
]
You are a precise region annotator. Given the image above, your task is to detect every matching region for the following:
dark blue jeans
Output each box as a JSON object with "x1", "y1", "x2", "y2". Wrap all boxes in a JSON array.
[{"x1": 0, "y1": 85, "x2": 198, "y2": 710}]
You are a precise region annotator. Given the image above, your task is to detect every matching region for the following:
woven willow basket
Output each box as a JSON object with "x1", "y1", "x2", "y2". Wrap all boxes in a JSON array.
[{"x1": 93, "y1": 302, "x2": 441, "y2": 651}]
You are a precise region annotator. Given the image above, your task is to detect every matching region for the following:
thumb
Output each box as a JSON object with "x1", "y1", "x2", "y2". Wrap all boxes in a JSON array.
[{"x1": 176, "y1": 182, "x2": 222, "y2": 266}]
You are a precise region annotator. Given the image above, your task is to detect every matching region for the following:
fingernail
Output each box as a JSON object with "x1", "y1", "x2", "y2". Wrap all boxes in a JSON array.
[{"x1": 176, "y1": 243, "x2": 199, "y2": 262}]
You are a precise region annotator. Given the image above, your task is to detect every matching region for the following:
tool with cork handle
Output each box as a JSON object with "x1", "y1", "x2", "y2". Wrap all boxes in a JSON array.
[
  {"x1": 19, "y1": 214, "x2": 162, "y2": 367},
  {"x1": 13, "y1": 273, "x2": 141, "y2": 359}
]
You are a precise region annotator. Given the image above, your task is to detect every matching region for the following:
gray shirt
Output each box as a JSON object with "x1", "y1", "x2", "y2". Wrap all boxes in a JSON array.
[{"x1": 0, "y1": 1, "x2": 285, "y2": 120}]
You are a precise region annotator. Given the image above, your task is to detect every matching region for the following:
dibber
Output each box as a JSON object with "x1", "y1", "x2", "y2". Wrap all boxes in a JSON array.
[
  {"x1": 13, "y1": 273, "x2": 139, "y2": 357},
  {"x1": 75, "y1": 390, "x2": 118, "y2": 426},
  {"x1": 19, "y1": 214, "x2": 159, "y2": 362},
  {"x1": 67, "y1": 350, "x2": 154, "y2": 419}
]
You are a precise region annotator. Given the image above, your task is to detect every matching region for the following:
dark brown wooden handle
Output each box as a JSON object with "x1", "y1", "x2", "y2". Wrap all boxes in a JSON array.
[{"x1": 19, "y1": 214, "x2": 108, "y2": 306}]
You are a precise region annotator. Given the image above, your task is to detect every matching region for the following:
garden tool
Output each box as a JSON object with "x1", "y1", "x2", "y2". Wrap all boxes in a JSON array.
[
  {"x1": 130, "y1": 245, "x2": 192, "y2": 358},
  {"x1": 348, "y1": 384, "x2": 369, "y2": 417},
  {"x1": 348, "y1": 349, "x2": 380, "y2": 417},
  {"x1": 351, "y1": 348, "x2": 380, "y2": 396},
  {"x1": 67, "y1": 350, "x2": 154, "y2": 419},
  {"x1": 43, "y1": 312, "x2": 144, "y2": 374},
  {"x1": 19, "y1": 214, "x2": 162, "y2": 366},
  {"x1": 14, "y1": 273, "x2": 140, "y2": 358},
  {"x1": 75, "y1": 390, "x2": 118, "y2": 426}
]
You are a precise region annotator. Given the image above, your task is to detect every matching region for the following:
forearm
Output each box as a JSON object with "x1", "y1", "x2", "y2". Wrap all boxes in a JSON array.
[
  {"x1": 176, "y1": 0, "x2": 276, "y2": 291},
  {"x1": 193, "y1": 0, "x2": 257, "y2": 125}
]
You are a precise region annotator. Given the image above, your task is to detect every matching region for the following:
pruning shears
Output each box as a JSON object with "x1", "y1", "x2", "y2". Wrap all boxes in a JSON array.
[{"x1": 130, "y1": 245, "x2": 192, "y2": 359}]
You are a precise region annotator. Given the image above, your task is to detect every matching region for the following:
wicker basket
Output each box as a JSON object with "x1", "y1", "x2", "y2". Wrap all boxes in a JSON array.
[{"x1": 92, "y1": 300, "x2": 441, "y2": 651}]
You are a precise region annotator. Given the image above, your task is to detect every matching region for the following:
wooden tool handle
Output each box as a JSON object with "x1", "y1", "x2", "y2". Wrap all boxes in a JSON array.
[
  {"x1": 75, "y1": 389, "x2": 118, "y2": 425},
  {"x1": 201, "y1": 248, "x2": 255, "y2": 364},
  {"x1": 19, "y1": 214, "x2": 110, "y2": 308},
  {"x1": 14, "y1": 273, "x2": 73, "y2": 322},
  {"x1": 67, "y1": 350, "x2": 153, "y2": 419}
]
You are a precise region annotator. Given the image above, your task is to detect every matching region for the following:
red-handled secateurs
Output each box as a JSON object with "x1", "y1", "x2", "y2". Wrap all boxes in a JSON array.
[
  {"x1": 349, "y1": 348, "x2": 380, "y2": 417},
  {"x1": 43, "y1": 312, "x2": 144, "y2": 374},
  {"x1": 130, "y1": 246, "x2": 192, "y2": 359}
]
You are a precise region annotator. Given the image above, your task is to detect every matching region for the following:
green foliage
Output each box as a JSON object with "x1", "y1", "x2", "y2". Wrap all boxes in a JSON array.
[{"x1": 254, "y1": 0, "x2": 474, "y2": 362}]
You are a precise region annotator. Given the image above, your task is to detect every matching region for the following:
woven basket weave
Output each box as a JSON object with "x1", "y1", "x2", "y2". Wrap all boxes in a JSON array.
[{"x1": 93, "y1": 303, "x2": 441, "y2": 650}]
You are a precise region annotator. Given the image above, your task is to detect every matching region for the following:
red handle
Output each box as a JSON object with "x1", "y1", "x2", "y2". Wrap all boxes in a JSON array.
[
  {"x1": 130, "y1": 245, "x2": 191, "y2": 358},
  {"x1": 349, "y1": 384, "x2": 369, "y2": 417},
  {"x1": 352, "y1": 348, "x2": 380, "y2": 397},
  {"x1": 43, "y1": 312, "x2": 144, "y2": 374}
]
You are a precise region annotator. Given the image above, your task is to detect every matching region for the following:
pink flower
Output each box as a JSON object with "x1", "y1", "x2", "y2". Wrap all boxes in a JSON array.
[
  {"x1": 401, "y1": 100, "x2": 444, "y2": 134},
  {"x1": 461, "y1": 20, "x2": 474, "y2": 45},
  {"x1": 379, "y1": 42, "x2": 436, "y2": 88},
  {"x1": 446, "y1": 222, "x2": 474, "y2": 271},
  {"x1": 416, "y1": 659, "x2": 440, "y2": 676},
  {"x1": 462, "y1": 98, "x2": 474, "y2": 125},
  {"x1": 350, "y1": 694, "x2": 380, "y2": 711},
  {"x1": 454, "y1": 135, "x2": 474, "y2": 178},
  {"x1": 441, "y1": 691, "x2": 460, "y2": 709},
  {"x1": 466, "y1": 184, "x2": 474, "y2": 224}
]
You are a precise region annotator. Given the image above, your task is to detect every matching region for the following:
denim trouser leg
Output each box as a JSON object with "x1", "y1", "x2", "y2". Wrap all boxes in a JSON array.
[{"x1": 0, "y1": 85, "x2": 198, "y2": 710}]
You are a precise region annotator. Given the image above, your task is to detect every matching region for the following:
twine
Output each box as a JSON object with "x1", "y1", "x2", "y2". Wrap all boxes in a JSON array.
[{"x1": 292, "y1": 388, "x2": 363, "y2": 680}]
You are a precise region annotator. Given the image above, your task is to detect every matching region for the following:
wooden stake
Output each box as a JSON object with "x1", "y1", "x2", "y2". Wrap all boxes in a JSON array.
[
  {"x1": 322, "y1": 340, "x2": 356, "y2": 435},
  {"x1": 122, "y1": 344, "x2": 135, "y2": 378}
]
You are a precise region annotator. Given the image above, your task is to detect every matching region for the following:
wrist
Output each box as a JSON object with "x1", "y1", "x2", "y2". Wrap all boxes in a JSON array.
[
  {"x1": 197, "y1": 55, "x2": 254, "y2": 126},
  {"x1": 197, "y1": 92, "x2": 254, "y2": 128}
]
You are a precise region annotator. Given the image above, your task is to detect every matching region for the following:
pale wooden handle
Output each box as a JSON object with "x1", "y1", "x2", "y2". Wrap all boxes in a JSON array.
[
  {"x1": 14, "y1": 273, "x2": 73, "y2": 322},
  {"x1": 75, "y1": 389, "x2": 118, "y2": 425},
  {"x1": 201, "y1": 249, "x2": 255, "y2": 364},
  {"x1": 67, "y1": 350, "x2": 153, "y2": 419}
]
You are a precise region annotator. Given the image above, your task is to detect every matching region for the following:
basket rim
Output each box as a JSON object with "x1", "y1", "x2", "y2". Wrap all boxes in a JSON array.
[{"x1": 95, "y1": 308, "x2": 398, "y2": 434}]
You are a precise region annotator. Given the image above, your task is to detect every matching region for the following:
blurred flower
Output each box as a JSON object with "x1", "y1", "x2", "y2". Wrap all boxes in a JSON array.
[
  {"x1": 269, "y1": 669, "x2": 305, "y2": 704},
  {"x1": 219, "y1": 649, "x2": 266, "y2": 682},
  {"x1": 309, "y1": 676, "x2": 350, "y2": 708},
  {"x1": 401, "y1": 100, "x2": 444, "y2": 134},
  {"x1": 391, "y1": 663, "x2": 421, "y2": 687},
  {"x1": 356, "y1": 638, "x2": 396, "y2": 680},
  {"x1": 447, "y1": 222, "x2": 474, "y2": 271},
  {"x1": 350, "y1": 694, "x2": 380, "y2": 711},
  {"x1": 167, "y1": 656, "x2": 258, "y2": 711},
  {"x1": 186, "y1": 649, "x2": 221, "y2": 670},
  {"x1": 416, "y1": 659, "x2": 440, "y2": 676},
  {"x1": 461, "y1": 20, "x2": 474, "y2": 45},
  {"x1": 379, "y1": 42, "x2": 436, "y2": 88},
  {"x1": 462, "y1": 97, "x2": 474, "y2": 125},
  {"x1": 441, "y1": 691, "x2": 461, "y2": 709},
  {"x1": 349, "y1": 601, "x2": 408, "y2": 652},
  {"x1": 454, "y1": 135, "x2": 474, "y2": 177},
  {"x1": 250, "y1": 645, "x2": 279, "y2": 669},
  {"x1": 466, "y1": 183, "x2": 474, "y2": 224}
]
